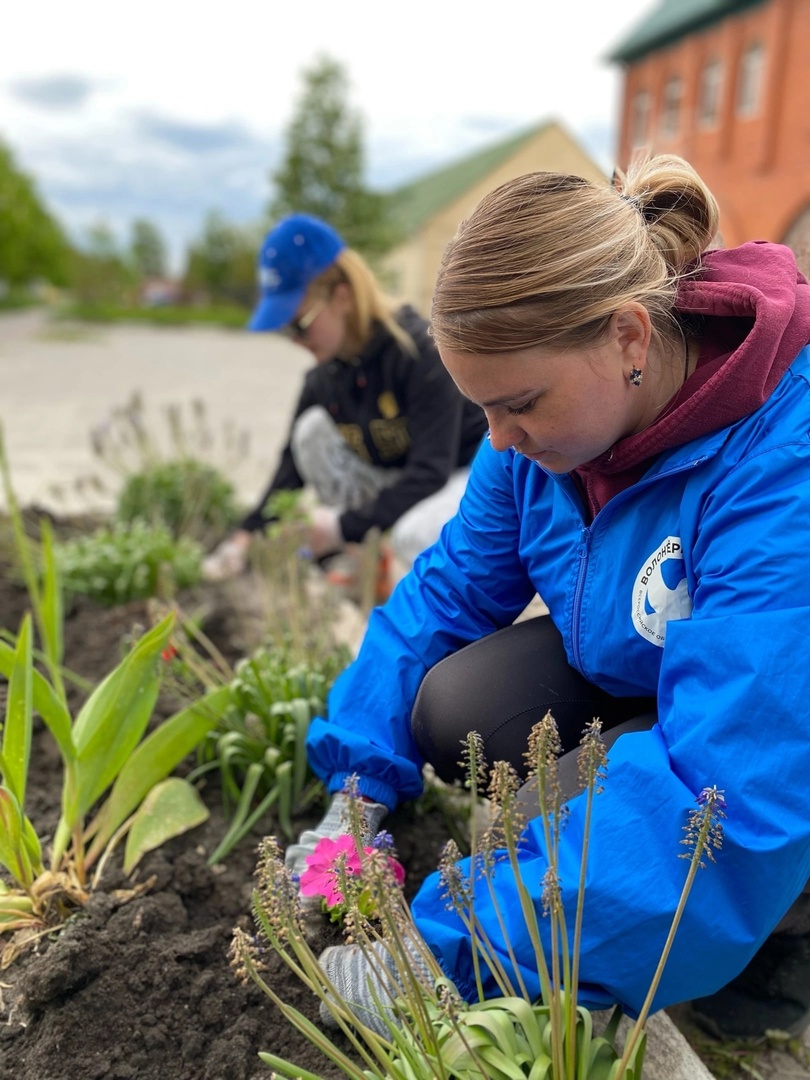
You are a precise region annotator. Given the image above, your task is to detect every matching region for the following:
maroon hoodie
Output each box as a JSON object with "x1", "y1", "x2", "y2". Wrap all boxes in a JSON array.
[{"x1": 574, "y1": 242, "x2": 810, "y2": 519}]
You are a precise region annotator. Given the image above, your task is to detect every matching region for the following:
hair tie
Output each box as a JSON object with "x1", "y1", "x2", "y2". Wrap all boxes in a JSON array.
[{"x1": 618, "y1": 190, "x2": 657, "y2": 226}]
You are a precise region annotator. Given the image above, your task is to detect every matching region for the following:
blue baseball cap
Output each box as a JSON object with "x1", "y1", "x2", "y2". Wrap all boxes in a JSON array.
[{"x1": 248, "y1": 213, "x2": 346, "y2": 332}]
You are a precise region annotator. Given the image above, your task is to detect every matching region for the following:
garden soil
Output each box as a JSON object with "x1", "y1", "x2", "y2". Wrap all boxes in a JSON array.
[{"x1": 0, "y1": 568, "x2": 449, "y2": 1080}]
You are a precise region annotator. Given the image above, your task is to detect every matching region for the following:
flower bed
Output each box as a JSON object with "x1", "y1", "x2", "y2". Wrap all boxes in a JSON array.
[{"x1": 0, "y1": 559, "x2": 449, "y2": 1080}]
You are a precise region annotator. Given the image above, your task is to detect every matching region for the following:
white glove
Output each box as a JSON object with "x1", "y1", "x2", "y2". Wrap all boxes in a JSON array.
[
  {"x1": 318, "y1": 935, "x2": 432, "y2": 1038},
  {"x1": 201, "y1": 531, "x2": 251, "y2": 582},
  {"x1": 284, "y1": 791, "x2": 388, "y2": 885},
  {"x1": 307, "y1": 506, "x2": 344, "y2": 559}
]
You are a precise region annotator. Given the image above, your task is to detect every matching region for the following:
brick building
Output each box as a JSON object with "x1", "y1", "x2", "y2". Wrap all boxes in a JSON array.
[{"x1": 610, "y1": 0, "x2": 810, "y2": 271}]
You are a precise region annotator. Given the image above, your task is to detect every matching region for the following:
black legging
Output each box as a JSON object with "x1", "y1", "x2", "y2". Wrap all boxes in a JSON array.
[{"x1": 411, "y1": 615, "x2": 657, "y2": 800}]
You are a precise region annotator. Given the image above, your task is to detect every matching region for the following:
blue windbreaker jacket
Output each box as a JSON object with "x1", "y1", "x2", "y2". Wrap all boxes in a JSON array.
[{"x1": 307, "y1": 339, "x2": 810, "y2": 1017}]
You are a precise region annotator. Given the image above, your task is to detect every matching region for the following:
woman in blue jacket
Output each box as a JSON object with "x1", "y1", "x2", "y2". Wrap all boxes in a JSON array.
[{"x1": 285, "y1": 154, "x2": 810, "y2": 1040}]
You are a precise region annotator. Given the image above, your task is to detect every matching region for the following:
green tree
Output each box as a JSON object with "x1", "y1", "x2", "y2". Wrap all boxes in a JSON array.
[
  {"x1": 0, "y1": 139, "x2": 71, "y2": 287},
  {"x1": 182, "y1": 211, "x2": 258, "y2": 306},
  {"x1": 71, "y1": 221, "x2": 134, "y2": 305},
  {"x1": 268, "y1": 55, "x2": 397, "y2": 260},
  {"x1": 130, "y1": 218, "x2": 168, "y2": 280}
]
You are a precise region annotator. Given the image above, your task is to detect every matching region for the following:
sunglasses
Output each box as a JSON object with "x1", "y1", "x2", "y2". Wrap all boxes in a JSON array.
[{"x1": 280, "y1": 298, "x2": 326, "y2": 340}]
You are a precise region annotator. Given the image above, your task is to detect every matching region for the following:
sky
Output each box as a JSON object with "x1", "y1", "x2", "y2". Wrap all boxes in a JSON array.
[{"x1": 1, "y1": 0, "x2": 659, "y2": 272}]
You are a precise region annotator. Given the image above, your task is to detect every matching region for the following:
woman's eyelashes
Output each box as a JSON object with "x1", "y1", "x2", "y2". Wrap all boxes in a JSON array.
[{"x1": 505, "y1": 398, "x2": 537, "y2": 416}]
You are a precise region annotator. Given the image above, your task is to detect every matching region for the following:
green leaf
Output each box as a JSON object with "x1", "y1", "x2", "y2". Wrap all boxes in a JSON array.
[
  {"x1": 257, "y1": 1052, "x2": 331, "y2": 1080},
  {"x1": 585, "y1": 1041, "x2": 618, "y2": 1080},
  {"x1": 70, "y1": 613, "x2": 175, "y2": 817},
  {"x1": 0, "y1": 786, "x2": 35, "y2": 887},
  {"x1": 289, "y1": 696, "x2": 313, "y2": 797},
  {"x1": 39, "y1": 518, "x2": 65, "y2": 683},
  {"x1": 205, "y1": 760, "x2": 265, "y2": 866},
  {"x1": 123, "y1": 777, "x2": 209, "y2": 874},
  {"x1": 0, "y1": 640, "x2": 74, "y2": 763},
  {"x1": 2, "y1": 614, "x2": 33, "y2": 807},
  {"x1": 21, "y1": 812, "x2": 43, "y2": 871},
  {"x1": 275, "y1": 758, "x2": 294, "y2": 839},
  {"x1": 85, "y1": 685, "x2": 229, "y2": 863},
  {"x1": 527, "y1": 1055, "x2": 553, "y2": 1080}
]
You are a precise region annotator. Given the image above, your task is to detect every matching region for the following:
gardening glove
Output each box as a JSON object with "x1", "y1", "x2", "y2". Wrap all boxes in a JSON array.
[
  {"x1": 307, "y1": 505, "x2": 344, "y2": 559},
  {"x1": 318, "y1": 936, "x2": 433, "y2": 1039},
  {"x1": 201, "y1": 531, "x2": 251, "y2": 582},
  {"x1": 284, "y1": 791, "x2": 388, "y2": 905}
]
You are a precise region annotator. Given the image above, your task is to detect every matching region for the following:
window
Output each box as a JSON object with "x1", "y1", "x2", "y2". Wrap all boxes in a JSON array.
[
  {"x1": 630, "y1": 90, "x2": 652, "y2": 147},
  {"x1": 737, "y1": 41, "x2": 765, "y2": 117},
  {"x1": 698, "y1": 58, "x2": 723, "y2": 127},
  {"x1": 661, "y1": 76, "x2": 682, "y2": 137}
]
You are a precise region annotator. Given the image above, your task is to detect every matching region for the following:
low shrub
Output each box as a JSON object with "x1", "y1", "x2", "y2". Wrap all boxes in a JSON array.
[
  {"x1": 55, "y1": 519, "x2": 202, "y2": 605},
  {"x1": 116, "y1": 458, "x2": 239, "y2": 548}
]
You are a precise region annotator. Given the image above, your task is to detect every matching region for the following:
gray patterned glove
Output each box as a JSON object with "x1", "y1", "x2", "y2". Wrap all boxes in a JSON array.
[
  {"x1": 284, "y1": 791, "x2": 388, "y2": 902},
  {"x1": 318, "y1": 936, "x2": 432, "y2": 1038}
]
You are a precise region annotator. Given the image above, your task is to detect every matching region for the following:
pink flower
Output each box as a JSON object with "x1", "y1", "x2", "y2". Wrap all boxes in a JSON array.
[
  {"x1": 385, "y1": 852, "x2": 406, "y2": 887},
  {"x1": 299, "y1": 833, "x2": 406, "y2": 910},
  {"x1": 300, "y1": 835, "x2": 363, "y2": 906}
]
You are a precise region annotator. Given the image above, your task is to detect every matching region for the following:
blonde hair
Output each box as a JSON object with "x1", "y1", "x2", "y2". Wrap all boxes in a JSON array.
[
  {"x1": 310, "y1": 248, "x2": 416, "y2": 354},
  {"x1": 430, "y1": 154, "x2": 720, "y2": 356}
]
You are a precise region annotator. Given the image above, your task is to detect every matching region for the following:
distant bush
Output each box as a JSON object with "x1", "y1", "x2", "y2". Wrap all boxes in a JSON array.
[
  {"x1": 58, "y1": 302, "x2": 249, "y2": 329},
  {"x1": 0, "y1": 292, "x2": 40, "y2": 312},
  {"x1": 56, "y1": 519, "x2": 202, "y2": 606},
  {"x1": 117, "y1": 459, "x2": 240, "y2": 549}
]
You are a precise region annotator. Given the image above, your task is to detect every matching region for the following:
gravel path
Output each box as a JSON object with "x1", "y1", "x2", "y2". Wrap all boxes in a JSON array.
[{"x1": 0, "y1": 308, "x2": 310, "y2": 515}]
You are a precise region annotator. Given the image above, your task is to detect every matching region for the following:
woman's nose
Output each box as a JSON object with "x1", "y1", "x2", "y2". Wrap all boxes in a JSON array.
[{"x1": 487, "y1": 413, "x2": 523, "y2": 453}]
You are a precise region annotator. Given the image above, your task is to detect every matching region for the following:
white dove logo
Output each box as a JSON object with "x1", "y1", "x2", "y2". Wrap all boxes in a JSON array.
[
  {"x1": 631, "y1": 535, "x2": 692, "y2": 646},
  {"x1": 259, "y1": 266, "x2": 281, "y2": 291}
]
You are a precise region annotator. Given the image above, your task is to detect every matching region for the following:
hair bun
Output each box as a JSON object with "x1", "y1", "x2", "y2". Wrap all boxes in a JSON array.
[{"x1": 616, "y1": 154, "x2": 720, "y2": 271}]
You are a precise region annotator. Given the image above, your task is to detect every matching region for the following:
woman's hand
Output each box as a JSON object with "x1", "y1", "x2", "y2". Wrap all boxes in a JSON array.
[
  {"x1": 307, "y1": 506, "x2": 344, "y2": 558},
  {"x1": 201, "y1": 529, "x2": 252, "y2": 581}
]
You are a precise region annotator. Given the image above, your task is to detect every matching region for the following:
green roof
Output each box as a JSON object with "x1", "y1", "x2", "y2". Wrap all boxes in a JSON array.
[
  {"x1": 608, "y1": 0, "x2": 764, "y2": 63},
  {"x1": 388, "y1": 121, "x2": 553, "y2": 235}
]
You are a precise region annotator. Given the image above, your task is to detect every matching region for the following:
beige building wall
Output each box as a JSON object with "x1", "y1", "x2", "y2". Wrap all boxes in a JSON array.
[{"x1": 386, "y1": 123, "x2": 608, "y2": 315}]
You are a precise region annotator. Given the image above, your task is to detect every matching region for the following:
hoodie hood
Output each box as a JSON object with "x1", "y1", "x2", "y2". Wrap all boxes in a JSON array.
[{"x1": 575, "y1": 242, "x2": 810, "y2": 516}]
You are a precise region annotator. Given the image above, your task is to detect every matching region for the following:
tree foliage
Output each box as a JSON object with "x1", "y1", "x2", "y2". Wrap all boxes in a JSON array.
[
  {"x1": 130, "y1": 218, "x2": 168, "y2": 280},
  {"x1": 182, "y1": 211, "x2": 259, "y2": 307},
  {"x1": 268, "y1": 55, "x2": 398, "y2": 260},
  {"x1": 70, "y1": 222, "x2": 134, "y2": 305},
  {"x1": 0, "y1": 139, "x2": 72, "y2": 287}
]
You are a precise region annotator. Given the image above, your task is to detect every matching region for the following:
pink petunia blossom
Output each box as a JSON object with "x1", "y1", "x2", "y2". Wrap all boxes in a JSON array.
[
  {"x1": 299, "y1": 834, "x2": 363, "y2": 906},
  {"x1": 299, "y1": 833, "x2": 405, "y2": 909}
]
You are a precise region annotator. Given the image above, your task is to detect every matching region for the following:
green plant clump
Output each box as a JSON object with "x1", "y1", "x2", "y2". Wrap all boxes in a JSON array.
[
  {"x1": 56, "y1": 519, "x2": 202, "y2": 606},
  {"x1": 193, "y1": 642, "x2": 350, "y2": 863},
  {"x1": 116, "y1": 458, "x2": 239, "y2": 546}
]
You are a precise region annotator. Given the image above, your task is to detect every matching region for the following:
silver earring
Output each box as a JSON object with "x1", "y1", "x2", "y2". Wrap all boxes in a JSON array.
[{"x1": 629, "y1": 367, "x2": 643, "y2": 387}]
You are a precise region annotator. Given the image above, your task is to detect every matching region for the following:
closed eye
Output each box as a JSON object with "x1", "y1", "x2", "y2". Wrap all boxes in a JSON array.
[{"x1": 505, "y1": 399, "x2": 536, "y2": 416}]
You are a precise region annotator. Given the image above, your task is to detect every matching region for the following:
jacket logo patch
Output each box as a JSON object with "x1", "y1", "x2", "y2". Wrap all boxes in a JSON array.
[
  {"x1": 377, "y1": 391, "x2": 399, "y2": 419},
  {"x1": 369, "y1": 417, "x2": 410, "y2": 460},
  {"x1": 631, "y1": 535, "x2": 692, "y2": 647},
  {"x1": 336, "y1": 423, "x2": 371, "y2": 463}
]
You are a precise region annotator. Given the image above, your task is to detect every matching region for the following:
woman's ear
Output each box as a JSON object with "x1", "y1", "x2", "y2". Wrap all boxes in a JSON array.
[
  {"x1": 331, "y1": 281, "x2": 354, "y2": 313},
  {"x1": 612, "y1": 304, "x2": 651, "y2": 370}
]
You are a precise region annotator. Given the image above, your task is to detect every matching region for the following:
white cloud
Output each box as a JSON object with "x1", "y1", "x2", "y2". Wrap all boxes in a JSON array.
[{"x1": 0, "y1": 0, "x2": 657, "y2": 270}]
